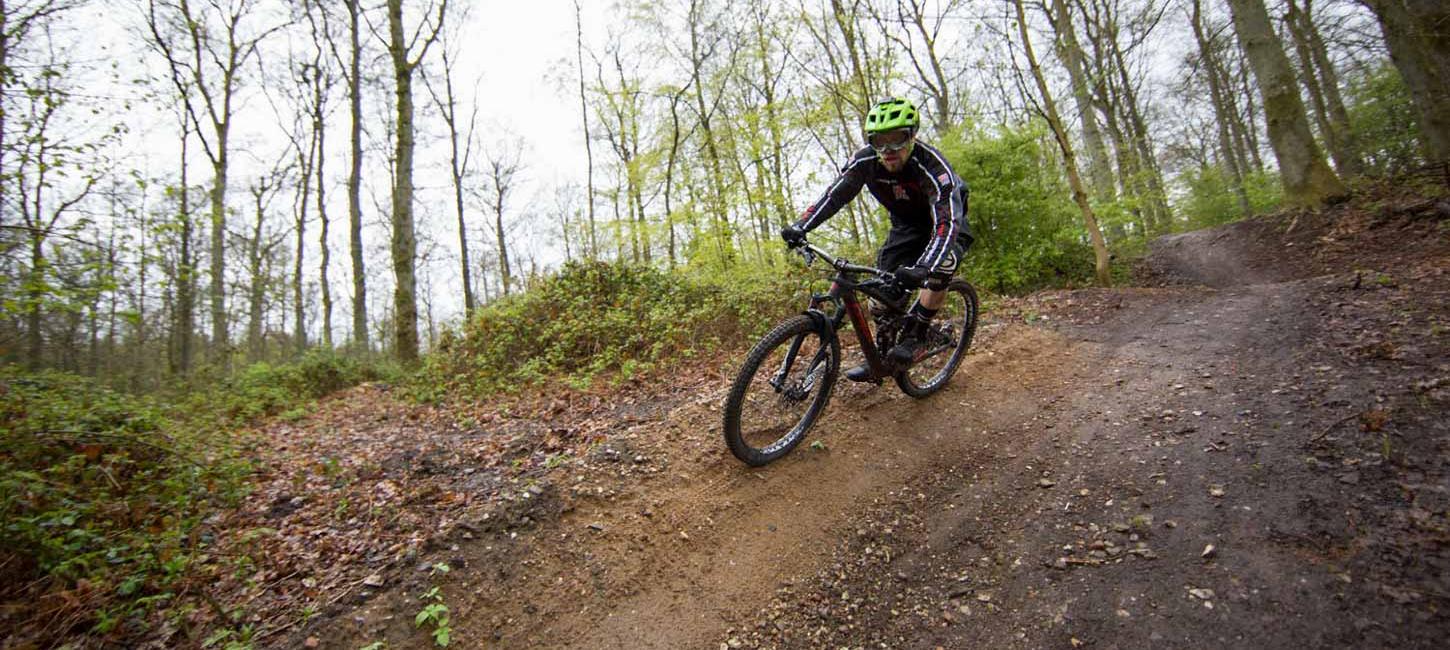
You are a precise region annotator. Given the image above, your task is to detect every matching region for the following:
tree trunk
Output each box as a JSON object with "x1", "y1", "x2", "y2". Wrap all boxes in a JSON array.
[
  {"x1": 1099, "y1": 3, "x2": 1169, "y2": 230},
  {"x1": 687, "y1": 0, "x2": 733, "y2": 266},
  {"x1": 346, "y1": 0, "x2": 368, "y2": 348},
  {"x1": 1362, "y1": 0, "x2": 1450, "y2": 163},
  {"x1": 295, "y1": 127, "x2": 315, "y2": 354},
  {"x1": 1285, "y1": 0, "x2": 1361, "y2": 176},
  {"x1": 386, "y1": 0, "x2": 426, "y2": 363},
  {"x1": 26, "y1": 236, "x2": 44, "y2": 367},
  {"x1": 491, "y1": 163, "x2": 513, "y2": 295},
  {"x1": 1191, "y1": 0, "x2": 1252, "y2": 217},
  {"x1": 247, "y1": 192, "x2": 268, "y2": 361},
  {"x1": 314, "y1": 71, "x2": 333, "y2": 348},
  {"x1": 1014, "y1": 0, "x2": 1110, "y2": 286},
  {"x1": 208, "y1": 151, "x2": 229, "y2": 364},
  {"x1": 1300, "y1": 0, "x2": 1360, "y2": 176},
  {"x1": 663, "y1": 89, "x2": 684, "y2": 269},
  {"x1": 1225, "y1": 0, "x2": 1346, "y2": 207},
  {"x1": 176, "y1": 125, "x2": 195, "y2": 375},
  {"x1": 574, "y1": 1, "x2": 598, "y2": 260},
  {"x1": 432, "y1": 46, "x2": 477, "y2": 317},
  {"x1": 1232, "y1": 44, "x2": 1268, "y2": 172},
  {"x1": 1049, "y1": 0, "x2": 1116, "y2": 203}
]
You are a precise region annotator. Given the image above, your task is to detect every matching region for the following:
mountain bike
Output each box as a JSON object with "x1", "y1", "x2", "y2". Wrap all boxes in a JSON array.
[{"x1": 722, "y1": 240, "x2": 979, "y2": 466}]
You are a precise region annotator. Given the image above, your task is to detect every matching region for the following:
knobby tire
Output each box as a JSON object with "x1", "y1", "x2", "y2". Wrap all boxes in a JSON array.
[
  {"x1": 895, "y1": 279, "x2": 979, "y2": 398},
  {"x1": 722, "y1": 315, "x2": 840, "y2": 466}
]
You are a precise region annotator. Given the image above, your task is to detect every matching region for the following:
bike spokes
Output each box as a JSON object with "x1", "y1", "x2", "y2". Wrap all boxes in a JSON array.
[
  {"x1": 897, "y1": 280, "x2": 979, "y2": 398},
  {"x1": 723, "y1": 316, "x2": 840, "y2": 466}
]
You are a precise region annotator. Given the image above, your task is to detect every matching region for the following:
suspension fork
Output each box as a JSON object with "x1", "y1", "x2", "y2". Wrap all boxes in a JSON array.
[
  {"x1": 769, "y1": 294, "x2": 839, "y2": 392},
  {"x1": 769, "y1": 333, "x2": 809, "y2": 391}
]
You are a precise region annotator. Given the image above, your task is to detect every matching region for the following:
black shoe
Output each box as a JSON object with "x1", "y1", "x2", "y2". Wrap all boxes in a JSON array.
[
  {"x1": 844, "y1": 363, "x2": 877, "y2": 383},
  {"x1": 889, "y1": 315, "x2": 932, "y2": 367},
  {"x1": 888, "y1": 336, "x2": 923, "y2": 367}
]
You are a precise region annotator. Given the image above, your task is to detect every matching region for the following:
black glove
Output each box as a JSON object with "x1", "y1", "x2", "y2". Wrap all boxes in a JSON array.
[
  {"x1": 780, "y1": 224, "x2": 807, "y2": 249},
  {"x1": 894, "y1": 265, "x2": 929, "y2": 290}
]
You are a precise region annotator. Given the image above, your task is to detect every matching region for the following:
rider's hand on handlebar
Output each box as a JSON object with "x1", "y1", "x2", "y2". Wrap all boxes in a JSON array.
[
  {"x1": 780, "y1": 224, "x2": 807, "y2": 249},
  {"x1": 894, "y1": 265, "x2": 929, "y2": 290}
]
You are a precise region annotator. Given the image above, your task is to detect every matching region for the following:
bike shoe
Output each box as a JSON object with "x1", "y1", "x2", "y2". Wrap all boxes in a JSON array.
[
  {"x1": 888, "y1": 337, "x2": 923, "y2": 367},
  {"x1": 844, "y1": 363, "x2": 878, "y2": 383}
]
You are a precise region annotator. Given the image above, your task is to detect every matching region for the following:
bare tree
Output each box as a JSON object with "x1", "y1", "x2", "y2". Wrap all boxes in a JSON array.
[
  {"x1": 1285, "y1": 0, "x2": 1361, "y2": 176},
  {"x1": 328, "y1": 0, "x2": 371, "y2": 348},
  {"x1": 574, "y1": 0, "x2": 599, "y2": 260},
  {"x1": 423, "y1": 6, "x2": 481, "y2": 317},
  {"x1": 1045, "y1": 0, "x2": 1116, "y2": 204},
  {"x1": 382, "y1": 0, "x2": 447, "y2": 363},
  {"x1": 10, "y1": 41, "x2": 102, "y2": 366},
  {"x1": 0, "y1": 0, "x2": 85, "y2": 230},
  {"x1": 483, "y1": 140, "x2": 525, "y2": 296},
  {"x1": 143, "y1": 0, "x2": 281, "y2": 367},
  {"x1": 1190, "y1": 0, "x2": 1252, "y2": 217},
  {"x1": 242, "y1": 160, "x2": 290, "y2": 361}
]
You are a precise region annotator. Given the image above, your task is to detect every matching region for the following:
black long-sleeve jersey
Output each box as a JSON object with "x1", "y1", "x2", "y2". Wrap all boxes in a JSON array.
[{"x1": 795, "y1": 141, "x2": 971, "y2": 272}]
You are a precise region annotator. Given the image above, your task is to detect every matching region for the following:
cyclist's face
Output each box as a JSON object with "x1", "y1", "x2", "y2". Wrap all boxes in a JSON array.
[{"x1": 870, "y1": 128, "x2": 913, "y2": 171}]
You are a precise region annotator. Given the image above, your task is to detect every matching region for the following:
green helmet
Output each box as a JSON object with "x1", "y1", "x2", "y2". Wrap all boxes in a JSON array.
[{"x1": 864, "y1": 97, "x2": 920, "y2": 135}]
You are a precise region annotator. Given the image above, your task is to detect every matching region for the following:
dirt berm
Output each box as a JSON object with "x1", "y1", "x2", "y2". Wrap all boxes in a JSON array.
[{"x1": 305, "y1": 188, "x2": 1450, "y2": 649}]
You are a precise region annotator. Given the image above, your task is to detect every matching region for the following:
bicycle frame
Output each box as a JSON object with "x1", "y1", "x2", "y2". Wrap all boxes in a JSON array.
[{"x1": 795, "y1": 242, "x2": 903, "y2": 380}]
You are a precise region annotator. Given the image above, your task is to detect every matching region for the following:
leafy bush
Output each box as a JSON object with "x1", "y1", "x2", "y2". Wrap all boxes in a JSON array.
[
  {"x1": 0, "y1": 367, "x2": 250, "y2": 638},
  {"x1": 424, "y1": 260, "x2": 803, "y2": 396},
  {"x1": 1177, "y1": 166, "x2": 1283, "y2": 229},
  {"x1": 0, "y1": 352, "x2": 387, "y2": 642},
  {"x1": 186, "y1": 349, "x2": 392, "y2": 423},
  {"x1": 1346, "y1": 62, "x2": 1423, "y2": 177},
  {"x1": 936, "y1": 122, "x2": 1098, "y2": 293}
]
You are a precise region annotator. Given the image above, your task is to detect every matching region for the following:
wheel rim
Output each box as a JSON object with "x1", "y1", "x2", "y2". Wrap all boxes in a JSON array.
[
  {"x1": 904, "y1": 287, "x2": 974, "y2": 389},
  {"x1": 737, "y1": 332, "x2": 833, "y2": 454}
]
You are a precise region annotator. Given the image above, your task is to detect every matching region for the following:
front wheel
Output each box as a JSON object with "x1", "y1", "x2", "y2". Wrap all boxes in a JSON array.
[
  {"x1": 895, "y1": 279, "x2": 979, "y2": 398},
  {"x1": 723, "y1": 315, "x2": 840, "y2": 466}
]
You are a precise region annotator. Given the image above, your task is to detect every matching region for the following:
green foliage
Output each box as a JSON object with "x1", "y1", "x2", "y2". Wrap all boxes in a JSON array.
[
  {"x1": 936, "y1": 122, "x2": 1095, "y2": 294},
  {"x1": 183, "y1": 350, "x2": 394, "y2": 425},
  {"x1": 1177, "y1": 166, "x2": 1283, "y2": 229},
  {"x1": 0, "y1": 366, "x2": 250, "y2": 634},
  {"x1": 1345, "y1": 62, "x2": 1423, "y2": 176},
  {"x1": 424, "y1": 260, "x2": 800, "y2": 396},
  {"x1": 0, "y1": 351, "x2": 387, "y2": 640},
  {"x1": 415, "y1": 586, "x2": 452, "y2": 647}
]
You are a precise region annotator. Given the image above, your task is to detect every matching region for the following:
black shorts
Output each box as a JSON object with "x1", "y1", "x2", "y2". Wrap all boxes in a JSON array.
[{"x1": 876, "y1": 228, "x2": 967, "y2": 289}]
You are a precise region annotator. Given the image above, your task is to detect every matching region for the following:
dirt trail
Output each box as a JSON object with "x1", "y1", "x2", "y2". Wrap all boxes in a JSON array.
[{"x1": 306, "y1": 192, "x2": 1449, "y2": 649}]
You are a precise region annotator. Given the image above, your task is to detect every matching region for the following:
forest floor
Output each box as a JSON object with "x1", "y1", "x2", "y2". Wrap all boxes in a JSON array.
[{"x1": 203, "y1": 182, "x2": 1450, "y2": 650}]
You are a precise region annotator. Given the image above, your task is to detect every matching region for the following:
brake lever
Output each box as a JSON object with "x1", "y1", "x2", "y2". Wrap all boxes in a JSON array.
[{"x1": 798, "y1": 247, "x2": 816, "y2": 267}]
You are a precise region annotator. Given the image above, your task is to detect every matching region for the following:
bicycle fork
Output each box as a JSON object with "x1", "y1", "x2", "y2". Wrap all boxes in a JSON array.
[{"x1": 770, "y1": 332, "x2": 831, "y2": 396}]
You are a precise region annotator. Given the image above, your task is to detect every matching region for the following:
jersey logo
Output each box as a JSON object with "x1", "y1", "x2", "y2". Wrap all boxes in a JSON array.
[
  {"x1": 893, "y1": 185, "x2": 909, "y2": 200},
  {"x1": 937, "y1": 172, "x2": 950, "y2": 185}
]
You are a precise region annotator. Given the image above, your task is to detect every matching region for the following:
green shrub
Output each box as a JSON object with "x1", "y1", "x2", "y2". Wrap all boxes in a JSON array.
[
  {"x1": 184, "y1": 349, "x2": 392, "y2": 424},
  {"x1": 0, "y1": 351, "x2": 387, "y2": 640},
  {"x1": 1177, "y1": 166, "x2": 1283, "y2": 229},
  {"x1": 936, "y1": 122, "x2": 1097, "y2": 293},
  {"x1": 1346, "y1": 61, "x2": 1423, "y2": 177},
  {"x1": 0, "y1": 366, "x2": 251, "y2": 635},
  {"x1": 423, "y1": 260, "x2": 802, "y2": 396}
]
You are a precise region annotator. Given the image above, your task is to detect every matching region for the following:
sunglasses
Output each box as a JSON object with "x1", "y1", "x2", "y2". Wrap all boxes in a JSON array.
[{"x1": 868, "y1": 129, "x2": 914, "y2": 153}]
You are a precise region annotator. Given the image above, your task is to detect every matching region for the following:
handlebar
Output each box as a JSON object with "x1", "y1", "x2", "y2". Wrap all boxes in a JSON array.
[{"x1": 795, "y1": 240, "x2": 890, "y2": 278}]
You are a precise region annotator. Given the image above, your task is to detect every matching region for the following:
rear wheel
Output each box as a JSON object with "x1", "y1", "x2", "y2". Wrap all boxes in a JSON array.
[
  {"x1": 895, "y1": 279, "x2": 979, "y2": 398},
  {"x1": 723, "y1": 315, "x2": 840, "y2": 466}
]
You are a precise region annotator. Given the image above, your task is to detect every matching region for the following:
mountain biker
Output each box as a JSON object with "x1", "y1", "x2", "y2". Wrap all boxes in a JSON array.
[{"x1": 780, "y1": 97, "x2": 973, "y2": 383}]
